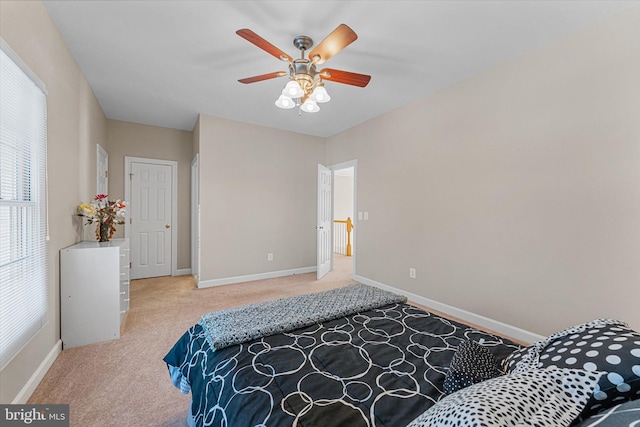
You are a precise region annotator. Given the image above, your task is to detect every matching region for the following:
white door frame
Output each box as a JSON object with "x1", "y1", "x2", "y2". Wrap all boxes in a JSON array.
[
  {"x1": 124, "y1": 156, "x2": 178, "y2": 277},
  {"x1": 191, "y1": 154, "x2": 200, "y2": 285},
  {"x1": 329, "y1": 159, "x2": 357, "y2": 278},
  {"x1": 97, "y1": 144, "x2": 108, "y2": 195}
]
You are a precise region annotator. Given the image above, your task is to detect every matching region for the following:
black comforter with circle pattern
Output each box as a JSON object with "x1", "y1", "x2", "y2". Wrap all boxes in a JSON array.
[{"x1": 164, "y1": 302, "x2": 520, "y2": 427}]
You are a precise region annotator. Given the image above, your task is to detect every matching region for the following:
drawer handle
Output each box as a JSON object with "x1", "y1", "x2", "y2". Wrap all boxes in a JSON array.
[
  {"x1": 123, "y1": 281, "x2": 130, "y2": 285},
  {"x1": 120, "y1": 310, "x2": 126, "y2": 314},
  {"x1": 120, "y1": 291, "x2": 125, "y2": 295},
  {"x1": 124, "y1": 299, "x2": 130, "y2": 302}
]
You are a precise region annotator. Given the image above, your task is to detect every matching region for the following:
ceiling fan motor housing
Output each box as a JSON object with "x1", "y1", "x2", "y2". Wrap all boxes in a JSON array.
[
  {"x1": 293, "y1": 35, "x2": 313, "y2": 52},
  {"x1": 292, "y1": 60, "x2": 316, "y2": 77},
  {"x1": 291, "y1": 60, "x2": 318, "y2": 96}
]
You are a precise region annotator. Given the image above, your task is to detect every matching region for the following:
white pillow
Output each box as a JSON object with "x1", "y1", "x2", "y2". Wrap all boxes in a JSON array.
[{"x1": 407, "y1": 368, "x2": 602, "y2": 427}]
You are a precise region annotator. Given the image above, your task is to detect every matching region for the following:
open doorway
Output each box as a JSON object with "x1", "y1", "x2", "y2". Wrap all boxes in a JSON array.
[{"x1": 331, "y1": 161, "x2": 356, "y2": 280}]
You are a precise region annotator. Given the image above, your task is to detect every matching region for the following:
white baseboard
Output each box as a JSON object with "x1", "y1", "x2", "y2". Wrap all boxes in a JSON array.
[
  {"x1": 174, "y1": 268, "x2": 192, "y2": 276},
  {"x1": 354, "y1": 275, "x2": 544, "y2": 345},
  {"x1": 198, "y1": 266, "x2": 317, "y2": 288},
  {"x1": 12, "y1": 340, "x2": 62, "y2": 404}
]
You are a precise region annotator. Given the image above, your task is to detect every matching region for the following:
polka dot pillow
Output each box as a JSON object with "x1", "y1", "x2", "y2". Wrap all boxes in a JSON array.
[
  {"x1": 407, "y1": 368, "x2": 602, "y2": 427},
  {"x1": 443, "y1": 340, "x2": 503, "y2": 395},
  {"x1": 503, "y1": 319, "x2": 640, "y2": 419}
]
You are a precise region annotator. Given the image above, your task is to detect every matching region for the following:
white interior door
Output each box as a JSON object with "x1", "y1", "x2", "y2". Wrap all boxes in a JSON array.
[
  {"x1": 191, "y1": 154, "x2": 200, "y2": 285},
  {"x1": 97, "y1": 144, "x2": 108, "y2": 195},
  {"x1": 130, "y1": 161, "x2": 172, "y2": 279},
  {"x1": 317, "y1": 164, "x2": 332, "y2": 279}
]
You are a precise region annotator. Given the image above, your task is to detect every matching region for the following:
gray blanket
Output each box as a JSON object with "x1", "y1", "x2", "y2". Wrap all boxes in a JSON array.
[
  {"x1": 575, "y1": 399, "x2": 640, "y2": 427},
  {"x1": 199, "y1": 283, "x2": 407, "y2": 350}
]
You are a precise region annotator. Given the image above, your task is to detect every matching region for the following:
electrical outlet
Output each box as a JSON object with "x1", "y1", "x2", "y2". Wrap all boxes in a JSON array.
[
  {"x1": 363, "y1": 212, "x2": 369, "y2": 220},
  {"x1": 267, "y1": 253, "x2": 273, "y2": 261},
  {"x1": 358, "y1": 212, "x2": 363, "y2": 220},
  {"x1": 409, "y1": 268, "x2": 416, "y2": 279}
]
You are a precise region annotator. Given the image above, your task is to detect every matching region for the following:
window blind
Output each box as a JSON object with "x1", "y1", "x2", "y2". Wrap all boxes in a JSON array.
[{"x1": 0, "y1": 39, "x2": 48, "y2": 371}]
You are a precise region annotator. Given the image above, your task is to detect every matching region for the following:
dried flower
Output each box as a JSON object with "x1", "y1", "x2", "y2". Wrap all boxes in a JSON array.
[{"x1": 76, "y1": 195, "x2": 127, "y2": 240}]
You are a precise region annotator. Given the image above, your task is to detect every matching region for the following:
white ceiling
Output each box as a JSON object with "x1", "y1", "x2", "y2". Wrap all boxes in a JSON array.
[{"x1": 43, "y1": 1, "x2": 638, "y2": 138}]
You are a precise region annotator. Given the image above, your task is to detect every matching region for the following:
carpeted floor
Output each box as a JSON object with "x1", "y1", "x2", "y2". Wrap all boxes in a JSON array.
[{"x1": 28, "y1": 255, "x2": 356, "y2": 426}]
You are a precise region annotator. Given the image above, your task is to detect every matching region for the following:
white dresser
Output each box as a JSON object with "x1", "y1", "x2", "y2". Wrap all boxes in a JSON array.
[{"x1": 60, "y1": 238, "x2": 130, "y2": 348}]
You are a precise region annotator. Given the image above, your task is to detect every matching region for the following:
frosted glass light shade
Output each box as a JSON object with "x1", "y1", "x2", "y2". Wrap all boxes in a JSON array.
[
  {"x1": 275, "y1": 95, "x2": 295, "y2": 109},
  {"x1": 282, "y1": 80, "x2": 304, "y2": 98},
  {"x1": 301, "y1": 99, "x2": 320, "y2": 113},
  {"x1": 310, "y1": 86, "x2": 330, "y2": 103}
]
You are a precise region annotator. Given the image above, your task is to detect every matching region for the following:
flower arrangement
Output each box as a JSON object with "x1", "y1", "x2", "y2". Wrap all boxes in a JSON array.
[{"x1": 77, "y1": 194, "x2": 127, "y2": 241}]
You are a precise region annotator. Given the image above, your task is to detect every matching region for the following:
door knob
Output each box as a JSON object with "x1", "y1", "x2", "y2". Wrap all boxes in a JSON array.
[
  {"x1": 316, "y1": 226, "x2": 323, "y2": 230},
  {"x1": 165, "y1": 224, "x2": 171, "y2": 229}
]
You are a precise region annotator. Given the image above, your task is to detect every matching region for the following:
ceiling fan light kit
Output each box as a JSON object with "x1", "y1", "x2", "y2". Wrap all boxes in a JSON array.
[
  {"x1": 310, "y1": 84, "x2": 330, "y2": 103},
  {"x1": 237, "y1": 24, "x2": 371, "y2": 114},
  {"x1": 301, "y1": 99, "x2": 320, "y2": 113},
  {"x1": 275, "y1": 94, "x2": 295, "y2": 109},
  {"x1": 278, "y1": 79, "x2": 328, "y2": 112},
  {"x1": 282, "y1": 80, "x2": 305, "y2": 98}
]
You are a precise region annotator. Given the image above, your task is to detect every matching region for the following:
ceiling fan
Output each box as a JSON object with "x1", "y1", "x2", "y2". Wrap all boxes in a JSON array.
[{"x1": 236, "y1": 24, "x2": 371, "y2": 113}]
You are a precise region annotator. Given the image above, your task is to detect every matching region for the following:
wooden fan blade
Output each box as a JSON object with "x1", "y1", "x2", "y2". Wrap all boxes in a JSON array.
[
  {"x1": 238, "y1": 71, "x2": 287, "y2": 84},
  {"x1": 319, "y1": 68, "x2": 371, "y2": 87},
  {"x1": 236, "y1": 29, "x2": 293, "y2": 62},
  {"x1": 309, "y1": 24, "x2": 358, "y2": 65}
]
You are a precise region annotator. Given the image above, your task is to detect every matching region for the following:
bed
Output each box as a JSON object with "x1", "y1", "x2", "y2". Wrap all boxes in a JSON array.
[{"x1": 164, "y1": 284, "x2": 640, "y2": 427}]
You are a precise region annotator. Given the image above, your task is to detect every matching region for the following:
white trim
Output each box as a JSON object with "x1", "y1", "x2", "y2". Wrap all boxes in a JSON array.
[
  {"x1": 354, "y1": 275, "x2": 545, "y2": 344},
  {"x1": 191, "y1": 154, "x2": 200, "y2": 285},
  {"x1": 198, "y1": 266, "x2": 317, "y2": 288},
  {"x1": 0, "y1": 37, "x2": 47, "y2": 94},
  {"x1": 11, "y1": 340, "x2": 62, "y2": 404},
  {"x1": 97, "y1": 144, "x2": 108, "y2": 195},
  {"x1": 330, "y1": 161, "x2": 356, "y2": 173},
  {"x1": 175, "y1": 268, "x2": 192, "y2": 276},
  {"x1": 124, "y1": 156, "x2": 178, "y2": 277}
]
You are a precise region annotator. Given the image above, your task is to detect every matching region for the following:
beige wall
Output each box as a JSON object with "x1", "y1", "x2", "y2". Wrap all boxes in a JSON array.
[
  {"x1": 78, "y1": 79, "x2": 109, "y2": 203},
  {"x1": 197, "y1": 114, "x2": 325, "y2": 282},
  {"x1": 326, "y1": 8, "x2": 640, "y2": 336},
  {"x1": 106, "y1": 120, "x2": 193, "y2": 271},
  {"x1": 334, "y1": 174, "x2": 354, "y2": 222},
  {"x1": 77, "y1": 78, "x2": 110, "y2": 242},
  {"x1": 0, "y1": 1, "x2": 108, "y2": 402}
]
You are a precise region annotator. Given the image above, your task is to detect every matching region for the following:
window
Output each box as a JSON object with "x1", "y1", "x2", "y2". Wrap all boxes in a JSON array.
[{"x1": 0, "y1": 39, "x2": 48, "y2": 370}]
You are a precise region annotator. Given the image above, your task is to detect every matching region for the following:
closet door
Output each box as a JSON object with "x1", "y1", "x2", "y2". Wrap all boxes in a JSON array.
[{"x1": 129, "y1": 160, "x2": 172, "y2": 279}]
